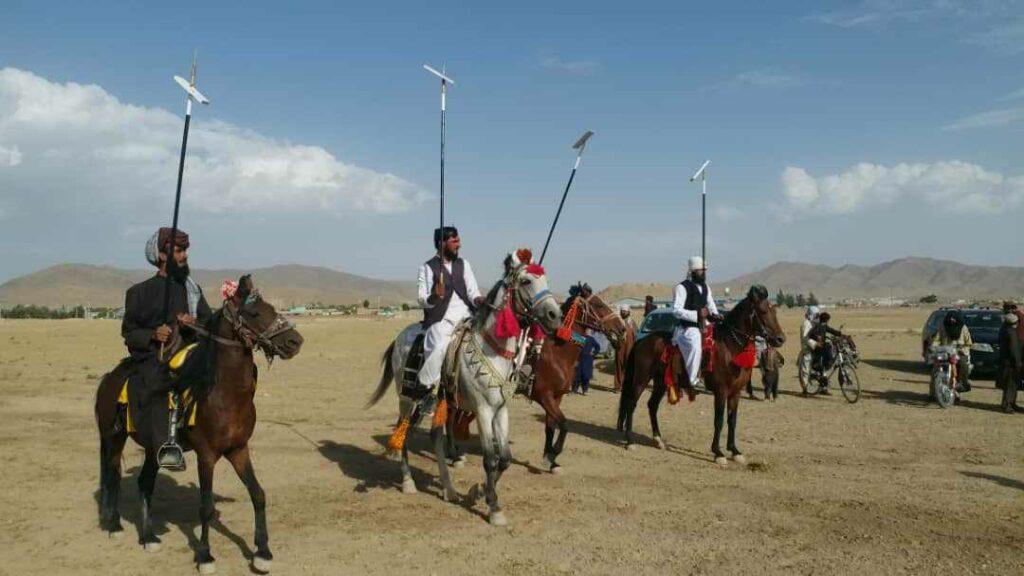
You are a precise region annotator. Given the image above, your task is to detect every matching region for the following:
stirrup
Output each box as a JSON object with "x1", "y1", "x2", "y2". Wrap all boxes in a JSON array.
[
  {"x1": 513, "y1": 366, "x2": 534, "y2": 397},
  {"x1": 158, "y1": 441, "x2": 186, "y2": 471}
]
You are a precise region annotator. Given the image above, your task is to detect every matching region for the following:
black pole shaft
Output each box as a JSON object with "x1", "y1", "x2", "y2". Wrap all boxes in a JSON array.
[
  {"x1": 439, "y1": 89, "x2": 445, "y2": 259},
  {"x1": 162, "y1": 111, "x2": 191, "y2": 323},
  {"x1": 701, "y1": 187, "x2": 706, "y2": 266},
  {"x1": 539, "y1": 167, "x2": 577, "y2": 265}
]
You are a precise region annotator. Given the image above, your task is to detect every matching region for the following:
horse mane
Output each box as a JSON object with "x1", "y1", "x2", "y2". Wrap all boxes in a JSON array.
[
  {"x1": 716, "y1": 295, "x2": 753, "y2": 341},
  {"x1": 174, "y1": 308, "x2": 223, "y2": 399},
  {"x1": 472, "y1": 279, "x2": 505, "y2": 328}
]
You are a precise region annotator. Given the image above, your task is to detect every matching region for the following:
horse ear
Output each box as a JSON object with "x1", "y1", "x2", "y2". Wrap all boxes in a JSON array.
[
  {"x1": 748, "y1": 284, "x2": 768, "y2": 302},
  {"x1": 237, "y1": 274, "x2": 253, "y2": 301},
  {"x1": 515, "y1": 248, "x2": 533, "y2": 265}
]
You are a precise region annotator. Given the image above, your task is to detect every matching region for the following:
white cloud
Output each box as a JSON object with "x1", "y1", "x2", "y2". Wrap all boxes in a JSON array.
[
  {"x1": 732, "y1": 70, "x2": 805, "y2": 89},
  {"x1": 538, "y1": 56, "x2": 599, "y2": 76},
  {"x1": 0, "y1": 144, "x2": 21, "y2": 166},
  {"x1": 943, "y1": 107, "x2": 1024, "y2": 130},
  {"x1": 781, "y1": 161, "x2": 1024, "y2": 216},
  {"x1": 0, "y1": 67, "x2": 426, "y2": 216}
]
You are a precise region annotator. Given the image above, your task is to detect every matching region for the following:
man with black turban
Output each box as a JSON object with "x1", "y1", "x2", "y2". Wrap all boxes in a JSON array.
[
  {"x1": 122, "y1": 227, "x2": 211, "y2": 469},
  {"x1": 928, "y1": 310, "x2": 974, "y2": 392}
]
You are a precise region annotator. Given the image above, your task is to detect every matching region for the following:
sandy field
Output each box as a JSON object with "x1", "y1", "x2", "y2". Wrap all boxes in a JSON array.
[{"x1": 0, "y1": 308, "x2": 1021, "y2": 575}]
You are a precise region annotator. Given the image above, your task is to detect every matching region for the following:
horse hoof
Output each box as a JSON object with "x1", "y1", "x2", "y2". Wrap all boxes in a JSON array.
[
  {"x1": 108, "y1": 529, "x2": 124, "y2": 540},
  {"x1": 715, "y1": 456, "x2": 728, "y2": 466},
  {"x1": 401, "y1": 478, "x2": 418, "y2": 495},
  {"x1": 197, "y1": 561, "x2": 217, "y2": 575},
  {"x1": 625, "y1": 443, "x2": 637, "y2": 451},
  {"x1": 252, "y1": 556, "x2": 272, "y2": 573},
  {"x1": 144, "y1": 541, "x2": 162, "y2": 553},
  {"x1": 550, "y1": 464, "x2": 563, "y2": 475},
  {"x1": 732, "y1": 454, "x2": 747, "y2": 465},
  {"x1": 489, "y1": 511, "x2": 508, "y2": 526},
  {"x1": 451, "y1": 457, "x2": 466, "y2": 469},
  {"x1": 442, "y1": 487, "x2": 459, "y2": 503},
  {"x1": 654, "y1": 437, "x2": 666, "y2": 450}
]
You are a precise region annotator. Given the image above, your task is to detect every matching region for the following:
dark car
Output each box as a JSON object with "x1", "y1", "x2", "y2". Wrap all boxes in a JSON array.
[
  {"x1": 637, "y1": 307, "x2": 677, "y2": 341},
  {"x1": 636, "y1": 301, "x2": 732, "y2": 342},
  {"x1": 921, "y1": 308, "x2": 1001, "y2": 374}
]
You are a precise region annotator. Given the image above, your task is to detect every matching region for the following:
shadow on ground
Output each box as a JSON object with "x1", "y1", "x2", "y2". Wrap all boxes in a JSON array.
[
  {"x1": 96, "y1": 466, "x2": 251, "y2": 564},
  {"x1": 960, "y1": 471, "x2": 1024, "y2": 492}
]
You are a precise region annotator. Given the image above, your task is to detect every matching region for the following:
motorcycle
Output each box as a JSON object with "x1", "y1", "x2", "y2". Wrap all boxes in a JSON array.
[{"x1": 929, "y1": 344, "x2": 960, "y2": 408}]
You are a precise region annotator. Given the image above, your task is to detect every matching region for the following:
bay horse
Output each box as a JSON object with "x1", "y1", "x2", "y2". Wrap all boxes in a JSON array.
[
  {"x1": 367, "y1": 250, "x2": 562, "y2": 526},
  {"x1": 94, "y1": 275, "x2": 304, "y2": 574},
  {"x1": 532, "y1": 286, "x2": 626, "y2": 473},
  {"x1": 617, "y1": 285, "x2": 784, "y2": 464}
]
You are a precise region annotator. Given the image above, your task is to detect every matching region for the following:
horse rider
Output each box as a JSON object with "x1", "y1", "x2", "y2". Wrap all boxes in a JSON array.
[
  {"x1": 671, "y1": 256, "x2": 722, "y2": 390},
  {"x1": 414, "y1": 226, "x2": 484, "y2": 397},
  {"x1": 799, "y1": 305, "x2": 820, "y2": 389},
  {"x1": 613, "y1": 304, "x2": 638, "y2": 393},
  {"x1": 121, "y1": 227, "x2": 211, "y2": 469},
  {"x1": 928, "y1": 310, "x2": 974, "y2": 392}
]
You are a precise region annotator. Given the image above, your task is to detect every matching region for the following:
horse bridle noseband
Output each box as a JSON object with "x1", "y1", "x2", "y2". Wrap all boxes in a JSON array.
[
  {"x1": 218, "y1": 295, "x2": 295, "y2": 360},
  {"x1": 506, "y1": 266, "x2": 557, "y2": 328},
  {"x1": 572, "y1": 293, "x2": 620, "y2": 335}
]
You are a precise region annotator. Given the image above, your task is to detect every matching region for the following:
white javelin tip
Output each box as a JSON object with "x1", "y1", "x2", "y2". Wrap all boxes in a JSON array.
[
  {"x1": 573, "y1": 130, "x2": 594, "y2": 150},
  {"x1": 423, "y1": 64, "x2": 455, "y2": 85},
  {"x1": 174, "y1": 75, "x2": 210, "y2": 105},
  {"x1": 690, "y1": 160, "x2": 710, "y2": 182}
]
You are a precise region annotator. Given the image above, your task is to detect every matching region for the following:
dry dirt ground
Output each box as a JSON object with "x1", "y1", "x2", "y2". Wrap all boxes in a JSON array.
[{"x1": 0, "y1": 308, "x2": 1021, "y2": 575}]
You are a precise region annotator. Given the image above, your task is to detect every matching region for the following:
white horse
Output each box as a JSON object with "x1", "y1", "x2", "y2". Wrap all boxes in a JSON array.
[{"x1": 367, "y1": 250, "x2": 562, "y2": 526}]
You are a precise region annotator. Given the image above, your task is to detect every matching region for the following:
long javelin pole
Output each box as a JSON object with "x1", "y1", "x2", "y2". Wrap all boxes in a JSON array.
[
  {"x1": 424, "y1": 64, "x2": 455, "y2": 289},
  {"x1": 690, "y1": 160, "x2": 710, "y2": 268},
  {"x1": 539, "y1": 130, "x2": 594, "y2": 265},
  {"x1": 161, "y1": 52, "x2": 210, "y2": 323}
]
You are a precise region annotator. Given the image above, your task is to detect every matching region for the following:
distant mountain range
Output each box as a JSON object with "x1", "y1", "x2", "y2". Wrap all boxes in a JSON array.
[
  {"x1": 0, "y1": 264, "x2": 416, "y2": 308},
  {"x1": 3, "y1": 257, "x2": 1021, "y2": 309},
  {"x1": 598, "y1": 257, "x2": 1024, "y2": 303}
]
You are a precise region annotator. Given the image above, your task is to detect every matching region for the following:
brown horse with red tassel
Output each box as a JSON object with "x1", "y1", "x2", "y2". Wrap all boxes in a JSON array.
[
  {"x1": 531, "y1": 285, "x2": 626, "y2": 473},
  {"x1": 617, "y1": 285, "x2": 784, "y2": 464}
]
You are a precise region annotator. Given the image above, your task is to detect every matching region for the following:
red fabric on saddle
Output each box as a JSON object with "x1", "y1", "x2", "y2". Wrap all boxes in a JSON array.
[{"x1": 660, "y1": 344, "x2": 677, "y2": 390}]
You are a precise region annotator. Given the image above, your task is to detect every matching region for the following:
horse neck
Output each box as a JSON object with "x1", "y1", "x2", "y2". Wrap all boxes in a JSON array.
[
  {"x1": 473, "y1": 285, "x2": 517, "y2": 368},
  {"x1": 719, "y1": 299, "x2": 755, "y2": 353},
  {"x1": 209, "y1": 310, "x2": 255, "y2": 392}
]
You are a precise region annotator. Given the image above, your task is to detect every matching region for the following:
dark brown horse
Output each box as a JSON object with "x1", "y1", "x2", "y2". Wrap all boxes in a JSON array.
[
  {"x1": 95, "y1": 275, "x2": 303, "y2": 574},
  {"x1": 617, "y1": 285, "x2": 784, "y2": 464},
  {"x1": 532, "y1": 288, "x2": 626, "y2": 473}
]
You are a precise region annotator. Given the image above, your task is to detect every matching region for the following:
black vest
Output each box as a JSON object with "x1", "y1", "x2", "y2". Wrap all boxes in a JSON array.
[
  {"x1": 421, "y1": 256, "x2": 475, "y2": 328},
  {"x1": 678, "y1": 279, "x2": 708, "y2": 329}
]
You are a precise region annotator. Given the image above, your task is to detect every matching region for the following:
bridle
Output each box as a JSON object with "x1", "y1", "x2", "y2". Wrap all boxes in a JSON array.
[
  {"x1": 572, "y1": 293, "x2": 622, "y2": 336},
  {"x1": 506, "y1": 265, "x2": 558, "y2": 329},
  {"x1": 715, "y1": 297, "x2": 775, "y2": 349},
  {"x1": 215, "y1": 293, "x2": 296, "y2": 361}
]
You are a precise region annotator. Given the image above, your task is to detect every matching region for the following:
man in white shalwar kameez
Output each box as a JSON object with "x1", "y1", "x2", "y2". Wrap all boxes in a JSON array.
[{"x1": 671, "y1": 257, "x2": 720, "y2": 389}]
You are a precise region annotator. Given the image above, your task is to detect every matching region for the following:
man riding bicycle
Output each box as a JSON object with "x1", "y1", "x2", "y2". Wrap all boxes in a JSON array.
[{"x1": 808, "y1": 311, "x2": 844, "y2": 394}]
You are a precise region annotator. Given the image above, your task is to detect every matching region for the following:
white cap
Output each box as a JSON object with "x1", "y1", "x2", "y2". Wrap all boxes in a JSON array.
[
  {"x1": 688, "y1": 256, "x2": 706, "y2": 272},
  {"x1": 619, "y1": 304, "x2": 631, "y2": 313}
]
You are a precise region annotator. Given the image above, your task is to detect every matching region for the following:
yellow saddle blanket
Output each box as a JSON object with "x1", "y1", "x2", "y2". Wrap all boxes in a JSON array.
[{"x1": 118, "y1": 344, "x2": 199, "y2": 434}]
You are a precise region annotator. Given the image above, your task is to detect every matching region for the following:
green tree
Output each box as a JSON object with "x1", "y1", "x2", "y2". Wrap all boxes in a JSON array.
[
  {"x1": 808, "y1": 292, "x2": 819, "y2": 306},
  {"x1": 919, "y1": 294, "x2": 938, "y2": 304},
  {"x1": 795, "y1": 293, "x2": 806, "y2": 307},
  {"x1": 401, "y1": 303, "x2": 410, "y2": 311},
  {"x1": 362, "y1": 299, "x2": 370, "y2": 309}
]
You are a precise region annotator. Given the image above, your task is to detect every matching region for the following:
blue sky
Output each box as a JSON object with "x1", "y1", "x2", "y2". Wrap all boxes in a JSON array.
[{"x1": 1, "y1": 0, "x2": 1022, "y2": 290}]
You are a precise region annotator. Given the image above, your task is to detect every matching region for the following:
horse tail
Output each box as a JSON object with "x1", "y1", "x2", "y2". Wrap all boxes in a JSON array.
[{"x1": 366, "y1": 340, "x2": 396, "y2": 408}]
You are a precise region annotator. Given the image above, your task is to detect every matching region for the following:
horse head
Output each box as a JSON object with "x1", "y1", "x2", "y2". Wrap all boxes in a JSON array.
[
  {"x1": 226, "y1": 275, "x2": 305, "y2": 359},
  {"x1": 746, "y1": 284, "x2": 785, "y2": 347},
  {"x1": 502, "y1": 249, "x2": 562, "y2": 335},
  {"x1": 574, "y1": 290, "x2": 627, "y2": 346}
]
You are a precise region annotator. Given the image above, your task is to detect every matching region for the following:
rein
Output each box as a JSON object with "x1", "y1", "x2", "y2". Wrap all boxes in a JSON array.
[
  {"x1": 715, "y1": 299, "x2": 769, "y2": 350},
  {"x1": 217, "y1": 299, "x2": 295, "y2": 361}
]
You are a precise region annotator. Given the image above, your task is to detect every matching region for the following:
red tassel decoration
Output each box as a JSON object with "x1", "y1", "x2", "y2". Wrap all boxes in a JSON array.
[{"x1": 494, "y1": 293, "x2": 521, "y2": 339}]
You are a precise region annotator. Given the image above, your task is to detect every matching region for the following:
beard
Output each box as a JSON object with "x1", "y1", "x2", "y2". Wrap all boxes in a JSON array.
[{"x1": 169, "y1": 259, "x2": 190, "y2": 282}]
